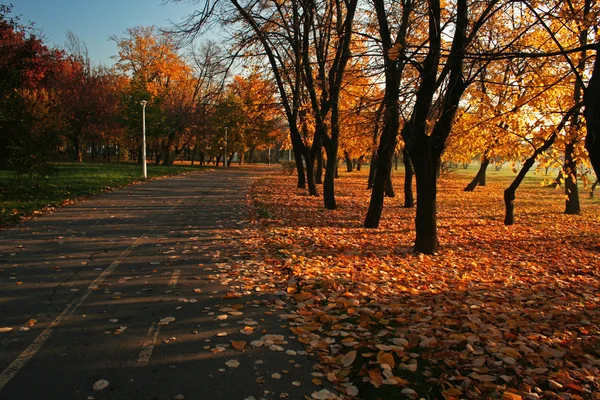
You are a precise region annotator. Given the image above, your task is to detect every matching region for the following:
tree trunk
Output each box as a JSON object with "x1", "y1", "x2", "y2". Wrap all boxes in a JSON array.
[
  {"x1": 583, "y1": 37, "x2": 599, "y2": 180},
  {"x1": 464, "y1": 156, "x2": 490, "y2": 191},
  {"x1": 190, "y1": 143, "x2": 198, "y2": 165},
  {"x1": 75, "y1": 135, "x2": 83, "y2": 163},
  {"x1": 199, "y1": 151, "x2": 205, "y2": 166},
  {"x1": 249, "y1": 147, "x2": 255, "y2": 163},
  {"x1": 503, "y1": 189, "x2": 516, "y2": 225},
  {"x1": 590, "y1": 179, "x2": 598, "y2": 198},
  {"x1": 290, "y1": 126, "x2": 307, "y2": 189},
  {"x1": 394, "y1": 153, "x2": 399, "y2": 170},
  {"x1": 402, "y1": 147, "x2": 414, "y2": 208},
  {"x1": 294, "y1": 149, "x2": 306, "y2": 188},
  {"x1": 412, "y1": 155, "x2": 438, "y2": 253},
  {"x1": 385, "y1": 168, "x2": 395, "y2": 197},
  {"x1": 368, "y1": 151, "x2": 377, "y2": 189},
  {"x1": 304, "y1": 151, "x2": 318, "y2": 196},
  {"x1": 357, "y1": 155, "x2": 364, "y2": 171},
  {"x1": 504, "y1": 105, "x2": 580, "y2": 224},
  {"x1": 344, "y1": 151, "x2": 353, "y2": 172},
  {"x1": 315, "y1": 144, "x2": 323, "y2": 184},
  {"x1": 163, "y1": 148, "x2": 172, "y2": 165},
  {"x1": 323, "y1": 144, "x2": 338, "y2": 210},
  {"x1": 564, "y1": 141, "x2": 581, "y2": 214}
]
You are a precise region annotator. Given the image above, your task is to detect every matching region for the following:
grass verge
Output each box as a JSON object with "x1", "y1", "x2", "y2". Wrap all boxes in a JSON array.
[{"x1": 0, "y1": 162, "x2": 209, "y2": 229}]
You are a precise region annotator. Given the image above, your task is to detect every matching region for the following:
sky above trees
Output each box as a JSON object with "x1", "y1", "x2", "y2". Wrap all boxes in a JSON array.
[{"x1": 10, "y1": 0, "x2": 212, "y2": 66}]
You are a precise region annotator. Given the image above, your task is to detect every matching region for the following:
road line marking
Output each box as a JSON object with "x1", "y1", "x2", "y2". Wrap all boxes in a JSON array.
[
  {"x1": 169, "y1": 269, "x2": 181, "y2": 288},
  {"x1": 136, "y1": 323, "x2": 161, "y2": 366},
  {"x1": 0, "y1": 234, "x2": 147, "y2": 391}
]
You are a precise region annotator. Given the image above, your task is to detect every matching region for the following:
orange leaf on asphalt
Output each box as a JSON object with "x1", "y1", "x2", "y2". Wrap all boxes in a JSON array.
[{"x1": 232, "y1": 341, "x2": 246, "y2": 351}]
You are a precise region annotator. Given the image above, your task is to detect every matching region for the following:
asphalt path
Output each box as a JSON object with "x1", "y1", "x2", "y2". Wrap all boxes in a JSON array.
[{"x1": 0, "y1": 166, "x2": 320, "y2": 400}]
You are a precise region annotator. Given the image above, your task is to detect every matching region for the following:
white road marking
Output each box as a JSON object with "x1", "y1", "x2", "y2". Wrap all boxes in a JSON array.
[
  {"x1": 169, "y1": 269, "x2": 181, "y2": 288},
  {"x1": 0, "y1": 234, "x2": 147, "y2": 391},
  {"x1": 136, "y1": 323, "x2": 161, "y2": 366}
]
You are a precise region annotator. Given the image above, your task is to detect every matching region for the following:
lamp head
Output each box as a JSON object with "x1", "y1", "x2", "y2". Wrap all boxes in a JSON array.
[{"x1": 140, "y1": 100, "x2": 148, "y2": 107}]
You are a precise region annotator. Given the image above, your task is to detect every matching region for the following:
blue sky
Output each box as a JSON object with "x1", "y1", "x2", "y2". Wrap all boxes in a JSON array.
[{"x1": 11, "y1": 0, "x2": 211, "y2": 66}]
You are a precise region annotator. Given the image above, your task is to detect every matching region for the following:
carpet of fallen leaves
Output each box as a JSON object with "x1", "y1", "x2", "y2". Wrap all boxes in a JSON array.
[{"x1": 243, "y1": 170, "x2": 600, "y2": 400}]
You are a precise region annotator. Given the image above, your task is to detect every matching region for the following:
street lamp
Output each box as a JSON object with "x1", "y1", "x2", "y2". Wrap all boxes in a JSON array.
[
  {"x1": 140, "y1": 100, "x2": 147, "y2": 179},
  {"x1": 224, "y1": 126, "x2": 228, "y2": 168}
]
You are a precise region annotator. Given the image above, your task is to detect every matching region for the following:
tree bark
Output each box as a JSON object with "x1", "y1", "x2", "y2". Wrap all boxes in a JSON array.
[
  {"x1": 413, "y1": 155, "x2": 438, "y2": 253},
  {"x1": 368, "y1": 151, "x2": 377, "y2": 189},
  {"x1": 304, "y1": 150, "x2": 318, "y2": 196},
  {"x1": 384, "y1": 168, "x2": 395, "y2": 197},
  {"x1": 316, "y1": 148, "x2": 323, "y2": 184},
  {"x1": 344, "y1": 151, "x2": 353, "y2": 172},
  {"x1": 590, "y1": 179, "x2": 598, "y2": 198},
  {"x1": 503, "y1": 189, "x2": 516, "y2": 226},
  {"x1": 190, "y1": 143, "x2": 198, "y2": 165},
  {"x1": 464, "y1": 156, "x2": 490, "y2": 191},
  {"x1": 564, "y1": 141, "x2": 581, "y2": 214},
  {"x1": 402, "y1": 147, "x2": 414, "y2": 207},
  {"x1": 584, "y1": 48, "x2": 600, "y2": 177},
  {"x1": 75, "y1": 135, "x2": 83, "y2": 163},
  {"x1": 323, "y1": 144, "x2": 337, "y2": 209}
]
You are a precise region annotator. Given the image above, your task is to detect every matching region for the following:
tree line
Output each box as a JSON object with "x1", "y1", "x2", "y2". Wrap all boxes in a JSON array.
[
  {"x1": 0, "y1": 6, "x2": 284, "y2": 176},
  {"x1": 2, "y1": 1, "x2": 599, "y2": 254},
  {"x1": 174, "y1": 0, "x2": 599, "y2": 254}
]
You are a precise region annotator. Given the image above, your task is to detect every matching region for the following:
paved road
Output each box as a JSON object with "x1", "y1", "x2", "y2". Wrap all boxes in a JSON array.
[{"x1": 0, "y1": 167, "x2": 319, "y2": 400}]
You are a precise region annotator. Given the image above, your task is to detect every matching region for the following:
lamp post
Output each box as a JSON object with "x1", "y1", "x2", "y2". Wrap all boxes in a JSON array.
[
  {"x1": 224, "y1": 126, "x2": 228, "y2": 167},
  {"x1": 140, "y1": 100, "x2": 148, "y2": 179}
]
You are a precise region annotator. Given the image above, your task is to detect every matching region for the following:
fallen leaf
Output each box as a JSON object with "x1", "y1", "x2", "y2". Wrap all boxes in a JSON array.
[
  {"x1": 93, "y1": 379, "x2": 109, "y2": 391},
  {"x1": 341, "y1": 350, "x2": 357, "y2": 367},
  {"x1": 232, "y1": 341, "x2": 246, "y2": 351}
]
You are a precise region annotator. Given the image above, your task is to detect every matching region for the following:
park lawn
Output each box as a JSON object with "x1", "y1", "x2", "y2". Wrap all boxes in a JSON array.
[
  {"x1": 245, "y1": 168, "x2": 600, "y2": 400},
  {"x1": 0, "y1": 162, "x2": 209, "y2": 228}
]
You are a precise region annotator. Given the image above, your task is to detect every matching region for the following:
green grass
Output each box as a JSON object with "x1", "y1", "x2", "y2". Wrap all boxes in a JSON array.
[{"x1": 0, "y1": 162, "x2": 210, "y2": 228}]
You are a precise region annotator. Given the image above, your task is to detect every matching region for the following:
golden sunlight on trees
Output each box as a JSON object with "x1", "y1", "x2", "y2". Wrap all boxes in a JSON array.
[{"x1": 2, "y1": 0, "x2": 599, "y2": 253}]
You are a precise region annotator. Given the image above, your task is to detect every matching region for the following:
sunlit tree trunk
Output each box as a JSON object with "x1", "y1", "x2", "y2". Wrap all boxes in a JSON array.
[
  {"x1": 464, "y1": 156, "x2": 489, "y2": 191},
  {"x1": 504, "y1": 105, "x2": 579, "y2": 225}
]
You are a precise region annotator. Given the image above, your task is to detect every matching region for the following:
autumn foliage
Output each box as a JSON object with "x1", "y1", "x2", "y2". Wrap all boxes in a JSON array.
[{"x1": 248, "y1": 169, "x2": 600, "y2": 399}]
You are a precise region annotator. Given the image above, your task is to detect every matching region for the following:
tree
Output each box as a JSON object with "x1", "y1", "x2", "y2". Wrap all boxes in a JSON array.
[
  {"x1": 364, "y1": 0, "x2": 413, "y2": 226},
  {"x1": 0, "y1": 6, "x2": 64, "y2": 176},
  {"x1": 228, "y1": 72, "x2": 283, "y2": 163},
  {"x1": 112, "y1": 26, "x2": 192, "y2": 164},
  {"x1": 298, "y1": 0, "x2": 360, "y2": 209},
  {"x1": 55, "y1": 33, "x2": 118, "y2": 163}
]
